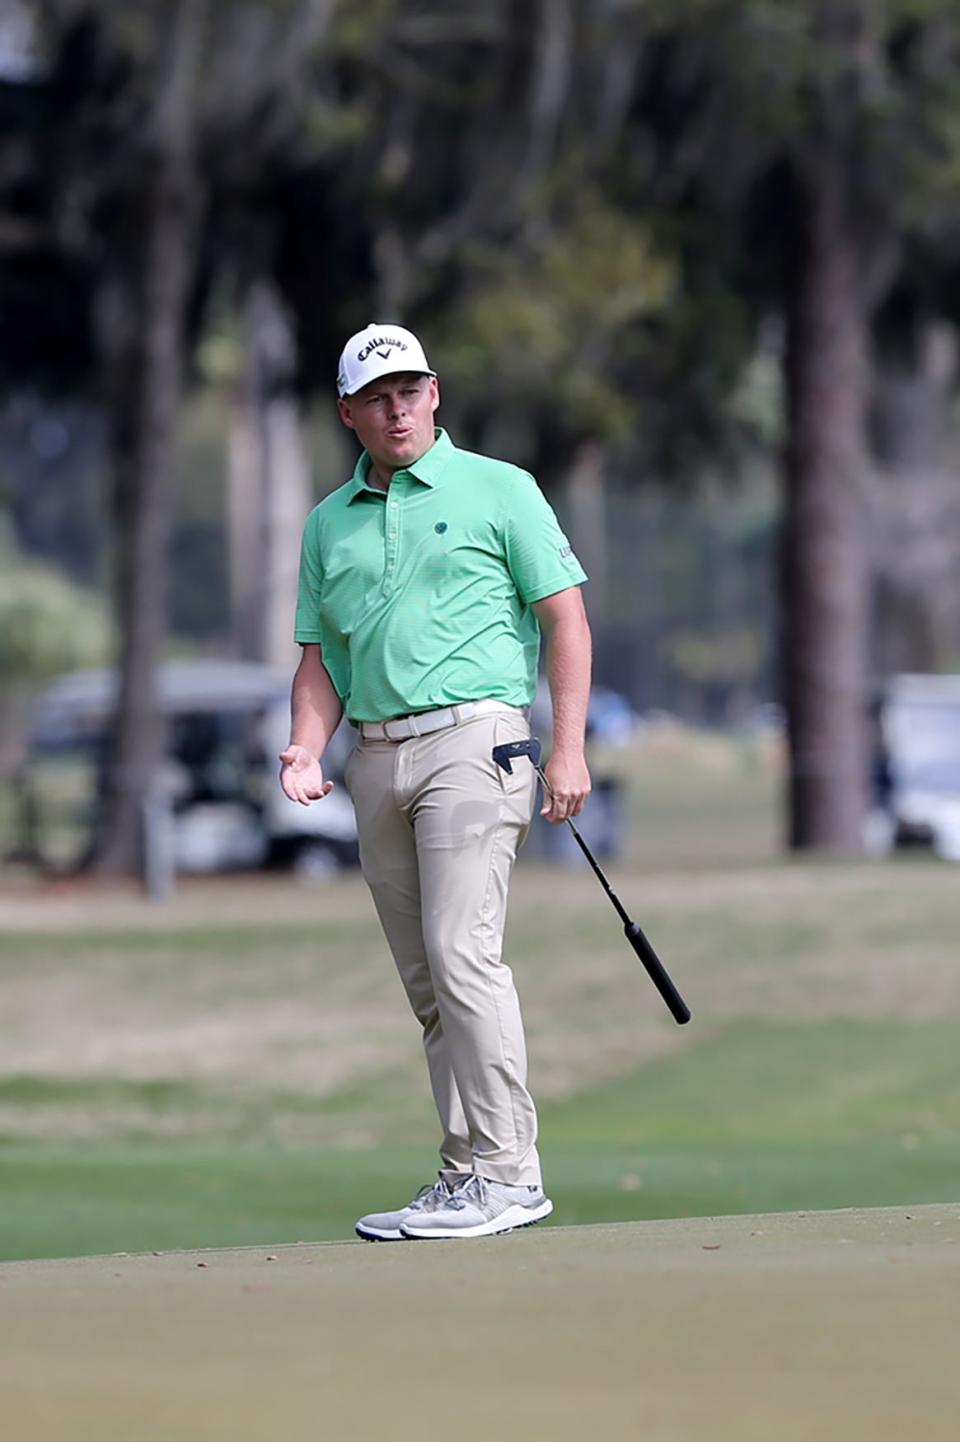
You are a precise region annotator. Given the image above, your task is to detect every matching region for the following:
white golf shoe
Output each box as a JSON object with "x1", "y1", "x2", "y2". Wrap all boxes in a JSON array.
[
  {"x1": 399, "y1": 1174, "x2": 553, "y2": 1240},
  {"x1": 355, "y1": 1178, "x2": 460, "y2": 1242}
]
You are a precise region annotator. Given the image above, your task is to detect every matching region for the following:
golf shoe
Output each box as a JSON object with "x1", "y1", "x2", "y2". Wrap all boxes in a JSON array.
[
  {"x1": 355, "y1": 1178, "x2": 459, "y2": 1242},
  {"x1": 400, "y1": 1174, "x2": 553, "y2": 1239}
]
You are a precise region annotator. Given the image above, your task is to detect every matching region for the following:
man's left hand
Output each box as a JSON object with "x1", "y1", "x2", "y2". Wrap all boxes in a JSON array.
[{"x1": 540, "y1": 752, "x2": 591, "y2": 824}]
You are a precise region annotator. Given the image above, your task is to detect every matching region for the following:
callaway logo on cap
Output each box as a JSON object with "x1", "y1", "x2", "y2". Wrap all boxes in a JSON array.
[{"x1": 337, "y1": 322, "x2": 436, "y2": 397}]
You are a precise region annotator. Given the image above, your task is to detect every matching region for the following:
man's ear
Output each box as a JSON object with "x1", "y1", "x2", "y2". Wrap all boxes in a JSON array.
[
  {"x1": 429, "y1": 377, "x2": 440, "y2": 414},
  {"x1": 337, "y1": 397, "x2": 355, "y2": 430}
]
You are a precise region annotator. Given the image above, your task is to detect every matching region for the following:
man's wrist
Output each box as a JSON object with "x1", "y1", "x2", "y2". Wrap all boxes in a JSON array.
[
  {"x1": 549, "y1": 742, "x2": 586, "y2": 762},
  {"x1": 286, "y1": 742, "x2": 319, "y2": 761},
  {"x1": 544, "y1": 732, "x2": 582, "y2": 755}
]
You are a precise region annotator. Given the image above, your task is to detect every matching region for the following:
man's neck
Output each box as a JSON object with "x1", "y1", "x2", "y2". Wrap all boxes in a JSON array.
[
  {"x1": 366, "y1": 433, "x2": 437, "y2": 491},
  {"x1": 368, "y1": 460, "x2": 394, "y2": 491}
]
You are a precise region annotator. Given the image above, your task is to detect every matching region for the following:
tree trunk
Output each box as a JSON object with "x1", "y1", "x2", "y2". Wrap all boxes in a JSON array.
[
  {"x1": 781, "y1": 157, "x2": 870, "y2": 852},
  {"x1": 92, "y1": 0, "x2": 206, "y2": 875},
  {"x1": 227, "y1": 279, "x2": 310, "y2": 670},
  {"x1": 869, "y1": 318, "x2": 959, "y2": 676},
  {"x1": 255, "y1": 287, "x2": 311, "y2": 673},
  {"x1": 565, "y1": 439, "x2": 607, "y2": 627},
  {"x1": 227, "y1": 341, "x2": 263, "y2": 661}
]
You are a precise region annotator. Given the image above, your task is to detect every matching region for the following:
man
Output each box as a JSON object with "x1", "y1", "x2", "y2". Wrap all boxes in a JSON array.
[{"x1": 280, "y1": 322, "x2": 591, "y2": 1240}]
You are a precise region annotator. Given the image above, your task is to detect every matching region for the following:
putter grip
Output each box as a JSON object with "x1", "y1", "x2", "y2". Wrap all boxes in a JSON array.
[{"x1": 625, "y1": 922, "x2": 691, "y2": 1026}]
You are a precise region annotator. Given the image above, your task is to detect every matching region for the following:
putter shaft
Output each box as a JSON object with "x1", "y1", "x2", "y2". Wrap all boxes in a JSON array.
[
  {"x1": 534, "y1": 763, "x2": 631, "y2": 927},
  {"x1": 536, "y1": 762, "x2": 691, "y2": 1026}
]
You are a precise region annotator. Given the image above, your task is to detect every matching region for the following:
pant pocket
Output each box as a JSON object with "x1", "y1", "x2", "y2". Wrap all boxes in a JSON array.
[{"x1": 491, "y1": 713, "x2": 536, "y2": 804}]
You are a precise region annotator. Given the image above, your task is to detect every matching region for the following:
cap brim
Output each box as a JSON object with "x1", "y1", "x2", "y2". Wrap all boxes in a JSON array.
[{"x1": 340, "y1": 366, "x2": 436, "y2": 398}]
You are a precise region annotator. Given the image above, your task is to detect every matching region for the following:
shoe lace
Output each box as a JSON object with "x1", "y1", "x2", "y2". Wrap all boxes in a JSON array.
[
  {"x1": 408, "y1": 1179, "x2": 452, "y2": 1213},
  {"x1": 444, "y1": 1175, "x2": 488, "y2": 1212}
]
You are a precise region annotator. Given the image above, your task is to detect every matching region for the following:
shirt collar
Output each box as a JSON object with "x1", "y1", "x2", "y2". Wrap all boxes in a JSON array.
[{"x1": 348, "y1": 428, "x2": 453, "y2": 502}]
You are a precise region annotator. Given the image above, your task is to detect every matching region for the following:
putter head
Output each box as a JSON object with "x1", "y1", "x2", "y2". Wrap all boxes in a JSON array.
[{"x1": 491, "y1": 736, "x2": 542, "y2": 774}]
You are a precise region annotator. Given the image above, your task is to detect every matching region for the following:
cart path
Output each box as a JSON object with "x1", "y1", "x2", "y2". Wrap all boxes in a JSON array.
[{"x1": 2, "y1": 1203, "x2": 958, "y2": 1442}]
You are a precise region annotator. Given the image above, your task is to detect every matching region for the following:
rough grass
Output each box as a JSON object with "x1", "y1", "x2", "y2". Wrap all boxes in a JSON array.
[{"x1": 1, "y1": 730, "x2": 958, "y2": 1259}]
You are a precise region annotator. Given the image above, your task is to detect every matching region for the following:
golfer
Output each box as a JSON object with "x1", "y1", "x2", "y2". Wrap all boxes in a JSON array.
[{"x1": 280, "y1": 323, "x2": 591, "y2": 1240}]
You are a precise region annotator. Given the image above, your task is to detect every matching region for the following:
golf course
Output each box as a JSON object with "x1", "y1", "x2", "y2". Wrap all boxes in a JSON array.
[
  {"x1": 4, "y1": 1205, "x2": 958, "y2": 1441},
  {"x1": 2, "y1": 734, "x2": 958, "y2": 1436}
]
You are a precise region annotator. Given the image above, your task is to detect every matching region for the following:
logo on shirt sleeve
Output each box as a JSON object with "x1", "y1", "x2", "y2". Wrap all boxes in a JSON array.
[{"x1": 558, "y1": 544, "x2": 573, "y2": 559}]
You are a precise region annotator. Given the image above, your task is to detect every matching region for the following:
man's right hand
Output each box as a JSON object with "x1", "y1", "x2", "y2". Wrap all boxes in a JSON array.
[{"x1": 278, "y1": 745, "x2": 334, "y2": 806}]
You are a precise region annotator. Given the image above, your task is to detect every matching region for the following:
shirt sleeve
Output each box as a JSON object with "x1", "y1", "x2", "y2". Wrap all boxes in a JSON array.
[
  {"x1": 293, "y1": 509, "x2": 325, "y2": 643},
  {"x1": 501, "y1": 471, "x2": 588, "y2": 604}
]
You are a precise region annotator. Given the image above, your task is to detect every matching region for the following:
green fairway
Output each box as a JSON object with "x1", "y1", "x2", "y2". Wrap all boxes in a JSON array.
[
  {"x1": 2, "y1": 1127, "x2": 957, "y2": 1262},
  {"x1": 3, "y1": 1205, "x2": 959, "y2": 1442},
  {"x1": 1, "y1": 810, "x2": 959, "y2": 1260},
  {"x1": 1, "y1": 1011, "x2": 957, "y2": 1259}
]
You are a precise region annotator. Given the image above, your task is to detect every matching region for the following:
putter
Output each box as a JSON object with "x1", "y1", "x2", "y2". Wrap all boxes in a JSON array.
[{"x1": 492, "y1": 737, "x2": 692, "y2": 1026}]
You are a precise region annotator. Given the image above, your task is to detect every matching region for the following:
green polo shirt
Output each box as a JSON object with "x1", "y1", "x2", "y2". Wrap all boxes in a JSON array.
[{"x1": 294, "y1": 428, "x2": 587, "y2": 722}]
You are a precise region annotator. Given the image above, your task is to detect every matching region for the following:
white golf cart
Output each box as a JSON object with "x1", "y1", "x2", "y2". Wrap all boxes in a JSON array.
[
  {"x1": 869, "y1": 673, "x2": 960, "y2": 861},
  {"x1": 20, "y1": 660, "x2": 358, "y2": 877}
]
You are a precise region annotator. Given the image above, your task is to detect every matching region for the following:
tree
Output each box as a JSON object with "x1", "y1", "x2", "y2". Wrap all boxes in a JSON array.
[
  {"x1": 623, "y1": 0, "x2": 960, "y2": 850},
  {"x1": 14, "y1": 0, "x2": 960, "y2": 868},
  {"x1": 0, "y1": 539, "x2": 111, "y2": 763},
  {"x1": 84, "y1": 0, "x2": 208, "y2": 870},
  {"x1": 34, "y1": 0, "x2": 334, "y2": 874}
]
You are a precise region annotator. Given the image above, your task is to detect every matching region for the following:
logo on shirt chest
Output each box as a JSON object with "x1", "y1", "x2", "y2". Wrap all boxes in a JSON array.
[{"x1": 434, "y1": 521, "x2": 448, "y2": 534}]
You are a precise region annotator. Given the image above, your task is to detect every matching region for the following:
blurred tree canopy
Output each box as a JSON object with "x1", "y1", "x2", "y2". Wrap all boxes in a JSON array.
[
  {"x1": 2, "y1": 0, "x2": 960, "y2": 869},
  {"x1": 0, "y1": 532, "x2": 110, "y2": 684}
]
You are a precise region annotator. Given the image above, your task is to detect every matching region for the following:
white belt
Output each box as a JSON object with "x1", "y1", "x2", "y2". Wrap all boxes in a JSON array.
[{"x1": 357, "y1": 699, "x2": 522, "y2": 742}]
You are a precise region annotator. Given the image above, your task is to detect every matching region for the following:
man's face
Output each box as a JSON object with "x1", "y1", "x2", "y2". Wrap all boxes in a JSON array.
[{"x1": 338, "y1": 373, "x2": 440, "y2": 479}]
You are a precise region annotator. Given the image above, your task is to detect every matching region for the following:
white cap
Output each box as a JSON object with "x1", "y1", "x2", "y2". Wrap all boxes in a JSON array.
[{"x1": 336, "y1": 322, "x2": 435, "y2": 397}]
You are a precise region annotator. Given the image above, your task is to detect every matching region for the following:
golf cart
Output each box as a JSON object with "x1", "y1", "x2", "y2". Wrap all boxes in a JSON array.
[
  {"x1": 869, "y1": 673, "x2": 960, "y2": 861},
  {"x1": 19, "y1": 660, "x2": 359, "y2": 877}
]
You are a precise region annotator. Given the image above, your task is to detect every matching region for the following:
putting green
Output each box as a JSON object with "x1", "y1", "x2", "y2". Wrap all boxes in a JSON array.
[{"x1": 2, "y1": 1204, "x2": 958, "y2": 1441}]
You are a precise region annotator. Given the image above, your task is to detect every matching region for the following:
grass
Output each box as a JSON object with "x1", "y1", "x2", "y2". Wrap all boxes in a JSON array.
[
  {"x1": 1, "y1": 728, "x2": 958, "y2": 1260},
  {"x1": 2, "y1": 1130, "x2": 956, "y2": 1262},
  {"x1": 552, "y1": 1019, "x2": 960, "y2": 1145},
  {"x1": 610, "y1": 721, "x2": 783, "y2": 866},
  {"x1": 1, "y1": 1014, "x2": 956, "y2": 1261},
  {"x1": 0, "y1": 1144, "x2": 434, "y2": 1260},
  {"x1": 1, "y1": 1005, "x2": 957, "y2": 1259},
  {"x1": 7, "y1": 1207, "x2": 960, "y2": 1442}
]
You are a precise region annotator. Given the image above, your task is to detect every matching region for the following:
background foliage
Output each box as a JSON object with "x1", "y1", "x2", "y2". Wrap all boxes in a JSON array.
[{"x1": 2, "y1": 0, "x2": 960, "y2": 860}]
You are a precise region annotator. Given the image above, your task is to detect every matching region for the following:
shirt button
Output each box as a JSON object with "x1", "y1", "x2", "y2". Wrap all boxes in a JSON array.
[
  {"x1": 387, "y1": 563, "x2": 395, "y2": 570},
  {"x1": 390, "y1": 502, "x2": 398, "y2": 509},
  {"x1": 389, "y1": 531, "x2": 397, "y2": 539}
]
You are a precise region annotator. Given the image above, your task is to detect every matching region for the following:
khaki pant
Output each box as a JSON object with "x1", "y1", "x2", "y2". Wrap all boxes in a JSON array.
[{"x1": 344, "y1": 709, "x2": 541, "y2": 1186}]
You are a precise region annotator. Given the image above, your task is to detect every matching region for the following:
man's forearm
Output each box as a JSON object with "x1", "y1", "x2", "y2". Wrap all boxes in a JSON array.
[
  {"x1": 543, "y1": 609, "x2": 592, "y2": 757},
  {"x1": 290, "y1": 645, "x2": 343, "y2": 758}
]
